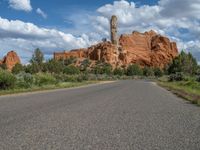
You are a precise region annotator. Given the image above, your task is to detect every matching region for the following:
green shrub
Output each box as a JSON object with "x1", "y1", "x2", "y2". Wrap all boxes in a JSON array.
[
  {"x1": 113, "y1": 68, "x2": 125, "y2": 76},
  {"x1": 25, "y1": 63, "x2": 40, "y2": 74},
  {"x1": 34, "y1": 73, "x2": 57, "y2": 86},
  {"x1": 154, "y1": 68, "x2": 163, "y2": 77},
  {"x1": 63, "y1": 65, "x2": 80, "y2": 75},
  {"x1": 168, "y1": 51, "x2": 198, "y2": 75},
  {"x1": 126, "y1": 64, "x2": 143, "y2": 76},
  {"x1": 43, "y1": 59, "x2": 64, "y2": 74},
  {"x1": 0, "y1": 69, "x2": 16, "y2": 90},
  {"x1": 169, "y1": 72, "x2": 184, "y2": 82},
  {"x1": 16, "y1": 72, "x2": 34, "y2": 88},
  {"x1": 0, "y1": 64, "x2": 7, "y2": 70},
  {"x1": 196, "y1": 76, "x2": 200, "y2": 82},
  {"x1": 143, "y1": 67, "x2": 154, "y2": 77},
  {"x1": 12, "y1": 63, "x2": 24, "y2": 74},
  {"x1": 64, "y1": 56, "x2": 77, "y2": 66},
  {"x1": 92, "y1": 63, "x2": 112, "y2": 75}
]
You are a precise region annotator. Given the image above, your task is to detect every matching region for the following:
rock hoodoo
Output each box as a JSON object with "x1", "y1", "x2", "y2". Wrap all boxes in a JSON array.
[
  {"x1": 0, "y1": 51, "x2": 21, "y2": 71},
  {"x1": 54, "y1": 16, "x2": 178, "y2": 68}
]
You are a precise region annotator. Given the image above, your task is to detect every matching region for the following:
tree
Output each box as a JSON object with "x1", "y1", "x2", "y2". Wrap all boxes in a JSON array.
[
  {"x1": 126, "y1": 64, "x2": 143, "y2": 76},
  {"x1": 92, "y1": 63, "x2": 112, "y2": 75},
  {"x1": 12, "y1": 63, "x2": 24, "y2": 74},
  {"x1": 64, "y1": 56, "x2": 77, "y2": 66},
  {"x1": 153, "y1": 68, "x2": 163, "y2": 77},
  {"x1": 30, "y1": 48, "x2": 44, "y2": 65},
  {"x1": 113, "y1": 68, "x2": 125, "y2": 76},
  {"x1": 29, "y1": 48, "x2": 44, "y2": 72},
  {"x1": 43, "y1": 59, "x2": 64, "y2": 74},
  {"x1": 25, "y1": 63, "x2": 40, "y2": 74},
  {"x1": 143, "y1": 67, "x2": 154, "y2": 77},
  {"x1": 63, "y1": 65, "x2": 80, "y2": 75},
  {"x1": 0, "y1": 64, "x2": 7, "y2": 70},
  {"x1": 0, "y1": 69, "x2": 16, "y2": 89},
  {"x1": 80, "y1": 59, "x2": 91, "y2": 72},
  {"x1": 168, "y1": 51, "x2": 198, "y2": 75}
]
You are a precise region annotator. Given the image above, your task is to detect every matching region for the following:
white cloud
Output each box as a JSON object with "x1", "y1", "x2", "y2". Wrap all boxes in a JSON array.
[
  {"x1": 36, "y1": 8, "x2": 47, "y2": 19},
  {"x1": 8, "y1": 0, "x2": 32, "y2": 12},
  {"x1": 0, "y1": 17, "x2": 94, "y2": 62},
  {"x1": 93, "y1": 0, "x2": 200, "y2": 61},
  {"x1": 2, "y1": 0, "x2": 200, "y2": 62}
]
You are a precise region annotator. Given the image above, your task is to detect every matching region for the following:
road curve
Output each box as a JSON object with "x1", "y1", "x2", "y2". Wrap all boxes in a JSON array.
[{"x1": 0, "y1": 80, "x2": 200, "y2": 150}]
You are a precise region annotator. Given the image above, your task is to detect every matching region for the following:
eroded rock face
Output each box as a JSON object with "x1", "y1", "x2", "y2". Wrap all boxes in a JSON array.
[
  {"x1": 0, "y1": 51, "x2": 21, "y2": 71},
  {"x1": 54, "y1": 30, "x2": 178, "y2": 68}
]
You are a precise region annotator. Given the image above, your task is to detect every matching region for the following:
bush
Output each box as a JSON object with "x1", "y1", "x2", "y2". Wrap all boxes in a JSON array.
[
  {"x1": 0, "y1": 69, "x2": 16, "y2": 90},
  {"x1": 143, "y1": 67, "x2": 154, "y2": 77},
  {"x1": 63, "y1": 65, "x2": 80, "y2": 75},
  {"x1": 168, "y1": 51, "x2": 198, "y2": 75},
  {"x1": 12, "y1": 63, "x2": 24, "y2": 74},
  {"x1": 34, "y1": 73, "x2": 57, "y2": 86},
  {"x1": 64, "y1": 56, "x2": 77, "y2": 66},
  {"x1": 42, "y1": 59, "x2": 64, "y2": 74},
  {"x1": 196, "y1": 76, "x2": 200, "y2": 82},
  {"x1": 92, "y1": 63, "x2": 113, "y2": 75},
  {"x1": 0, "y1": 64, "x2": 7, "y2": 70},
  {"x1": 154, "y1": 68, "x2": 163, "y2": 77},
  {"x1": 25, "y1": 63, "x2": 40, "y2": 74},
  {"x1": 169, "y1": 72, "x2": 184, "y2": 82},
  {"x1": 126, "y1": 64, "x2": 143, "y2": 76},
  {"x1": 113, "y1": 68, "x2": 125, "y2": 76},
  {"x1": 16, "y1": 72, "x2": 34, "y2": 88}
]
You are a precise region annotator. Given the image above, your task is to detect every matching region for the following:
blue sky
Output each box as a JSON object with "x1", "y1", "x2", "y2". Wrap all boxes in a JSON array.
[{"x1": 0, "y1": 0, "x2": 200, "y2": 63}]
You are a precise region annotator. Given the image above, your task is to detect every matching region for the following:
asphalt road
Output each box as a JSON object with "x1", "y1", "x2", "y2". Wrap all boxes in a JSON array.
[{"x1": 0, "y1": 80, "x2": 200, "y2": 150}]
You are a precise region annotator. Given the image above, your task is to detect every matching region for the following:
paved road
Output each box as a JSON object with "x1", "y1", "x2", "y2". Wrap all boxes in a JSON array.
[{"x1": 0, "y1": 80, "x2": 200, "y2": 150}]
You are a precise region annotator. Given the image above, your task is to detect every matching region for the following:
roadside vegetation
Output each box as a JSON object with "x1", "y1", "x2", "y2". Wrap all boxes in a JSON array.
[
  {"x1": 158, "y1": 51, "x2": 200, "y2": 106},
  {"x1": 0, "y1": 48, "x2": 200, "y2": 103}
]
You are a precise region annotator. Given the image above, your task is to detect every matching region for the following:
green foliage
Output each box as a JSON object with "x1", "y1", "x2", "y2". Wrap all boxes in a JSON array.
[
  {"x1": 30, "y1": 48, "x2": 44, "y2": 65},
  {"x1": 30, "y1": 48, "x2": 44, "y2": 72},
  {"x1": 154, "y1": 68, "x2": 164, "y2": 77},
  {"x1": 25, "y1": 63, "x2": 40, "y2": 74},
  {"x1": 43, "y1": 59, "x2": 64, "y2": 73},
  {"x1": 34, "y1": 73, "x2": 57, "y2": 86},
  {"x1": 113, "y1": 68, "x2": 125, "y2": 76},
  {"x1": 64, "y1": 56, "x2": 77, "y2": 66},
  {"x1": 169, "y1": 72, "x2": 184, "y2": 82},
  {"x1": 196, "y1": 76, "x2": 200, "y2": 82},
  {"x1": 16, "y1": 72, "x2": 34, "y2": 88},
  {"x1": 168, "y1": 51, "x2": 198, "y2": 75},
  {"x1": 63, "y1": 65, "x2": 80, "y2": 75},
  {"x1": 80, "y1": 59, "x2": 91, "y2": 72},
  {"x1": 126, "y1": 64, "x2": 143, "y2": 76},
  {"x1": 0, "y1": 64, "x2": 7, "y2": 70},
  {"x1": 0, "y1": 69, "x2": 16, "y2": 90},
  {"x1": 92, "y1": 63, "x2": 113, "y2": 75},
  {"x1": 143, "y1": 67, "x2": 154, "y2": 77},
  {"x1": 12, "y1": 63, "x2": 24, "y2": 74}
]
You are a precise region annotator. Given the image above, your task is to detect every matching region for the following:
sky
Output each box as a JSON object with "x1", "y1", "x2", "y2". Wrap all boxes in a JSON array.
[{"x1": 0, "y1": 0, "x2": 200, "y2": 63}]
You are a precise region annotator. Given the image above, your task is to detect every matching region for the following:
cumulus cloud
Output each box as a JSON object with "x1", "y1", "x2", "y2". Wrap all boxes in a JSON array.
[
  {"x1": 1, "y1": 0, "x2": 200, "y2": 63},
  {"x1": 8, "y1": 0, "x2": 32, "y2": 12},
  {"x1": 36, "y1": 8, "x2": 47, "y2": 19},
  {"x1": 93, "y1": 0, "x2": 200, "y2": 61},
  {"x1": 0, "y1": 17, "x2": 94, "y2": 62}
]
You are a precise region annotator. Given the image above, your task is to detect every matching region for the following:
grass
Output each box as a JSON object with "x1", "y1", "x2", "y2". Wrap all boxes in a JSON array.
[
  {"x1": 158, "y1": 77, "x2": 200, "y2": 106},
  {"x1": 0, "y1": 81, "x2": 99, "y2": 96}
]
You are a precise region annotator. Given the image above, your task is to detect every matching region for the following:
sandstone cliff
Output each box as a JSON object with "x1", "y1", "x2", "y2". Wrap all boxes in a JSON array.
[
  {"x1": 0, "y1": 51, "x2": 21, "y2": 71},
  {"x1": 54, "y1": 30, "x2": 178, "y2": 68}
]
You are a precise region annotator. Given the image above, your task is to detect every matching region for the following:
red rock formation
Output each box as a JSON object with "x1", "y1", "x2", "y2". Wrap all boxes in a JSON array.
[
  {"x1": 54, "y1": 30, "x2": 178, "y2": 68},
  {"x1": 0, "y1": 51, "x2": 21, "y2": 71}
]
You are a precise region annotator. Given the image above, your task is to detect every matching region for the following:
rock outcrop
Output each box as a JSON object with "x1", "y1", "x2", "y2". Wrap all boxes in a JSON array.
[
  {"x1": 54, "y1": 15, "x2": 178, "y2": 68},
  {"x1": 54, "y1": 30, "x2": 178, "y2": 68},
  {"x1": 0, "y1": 51, "x2": 21, "y2": 71}
]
